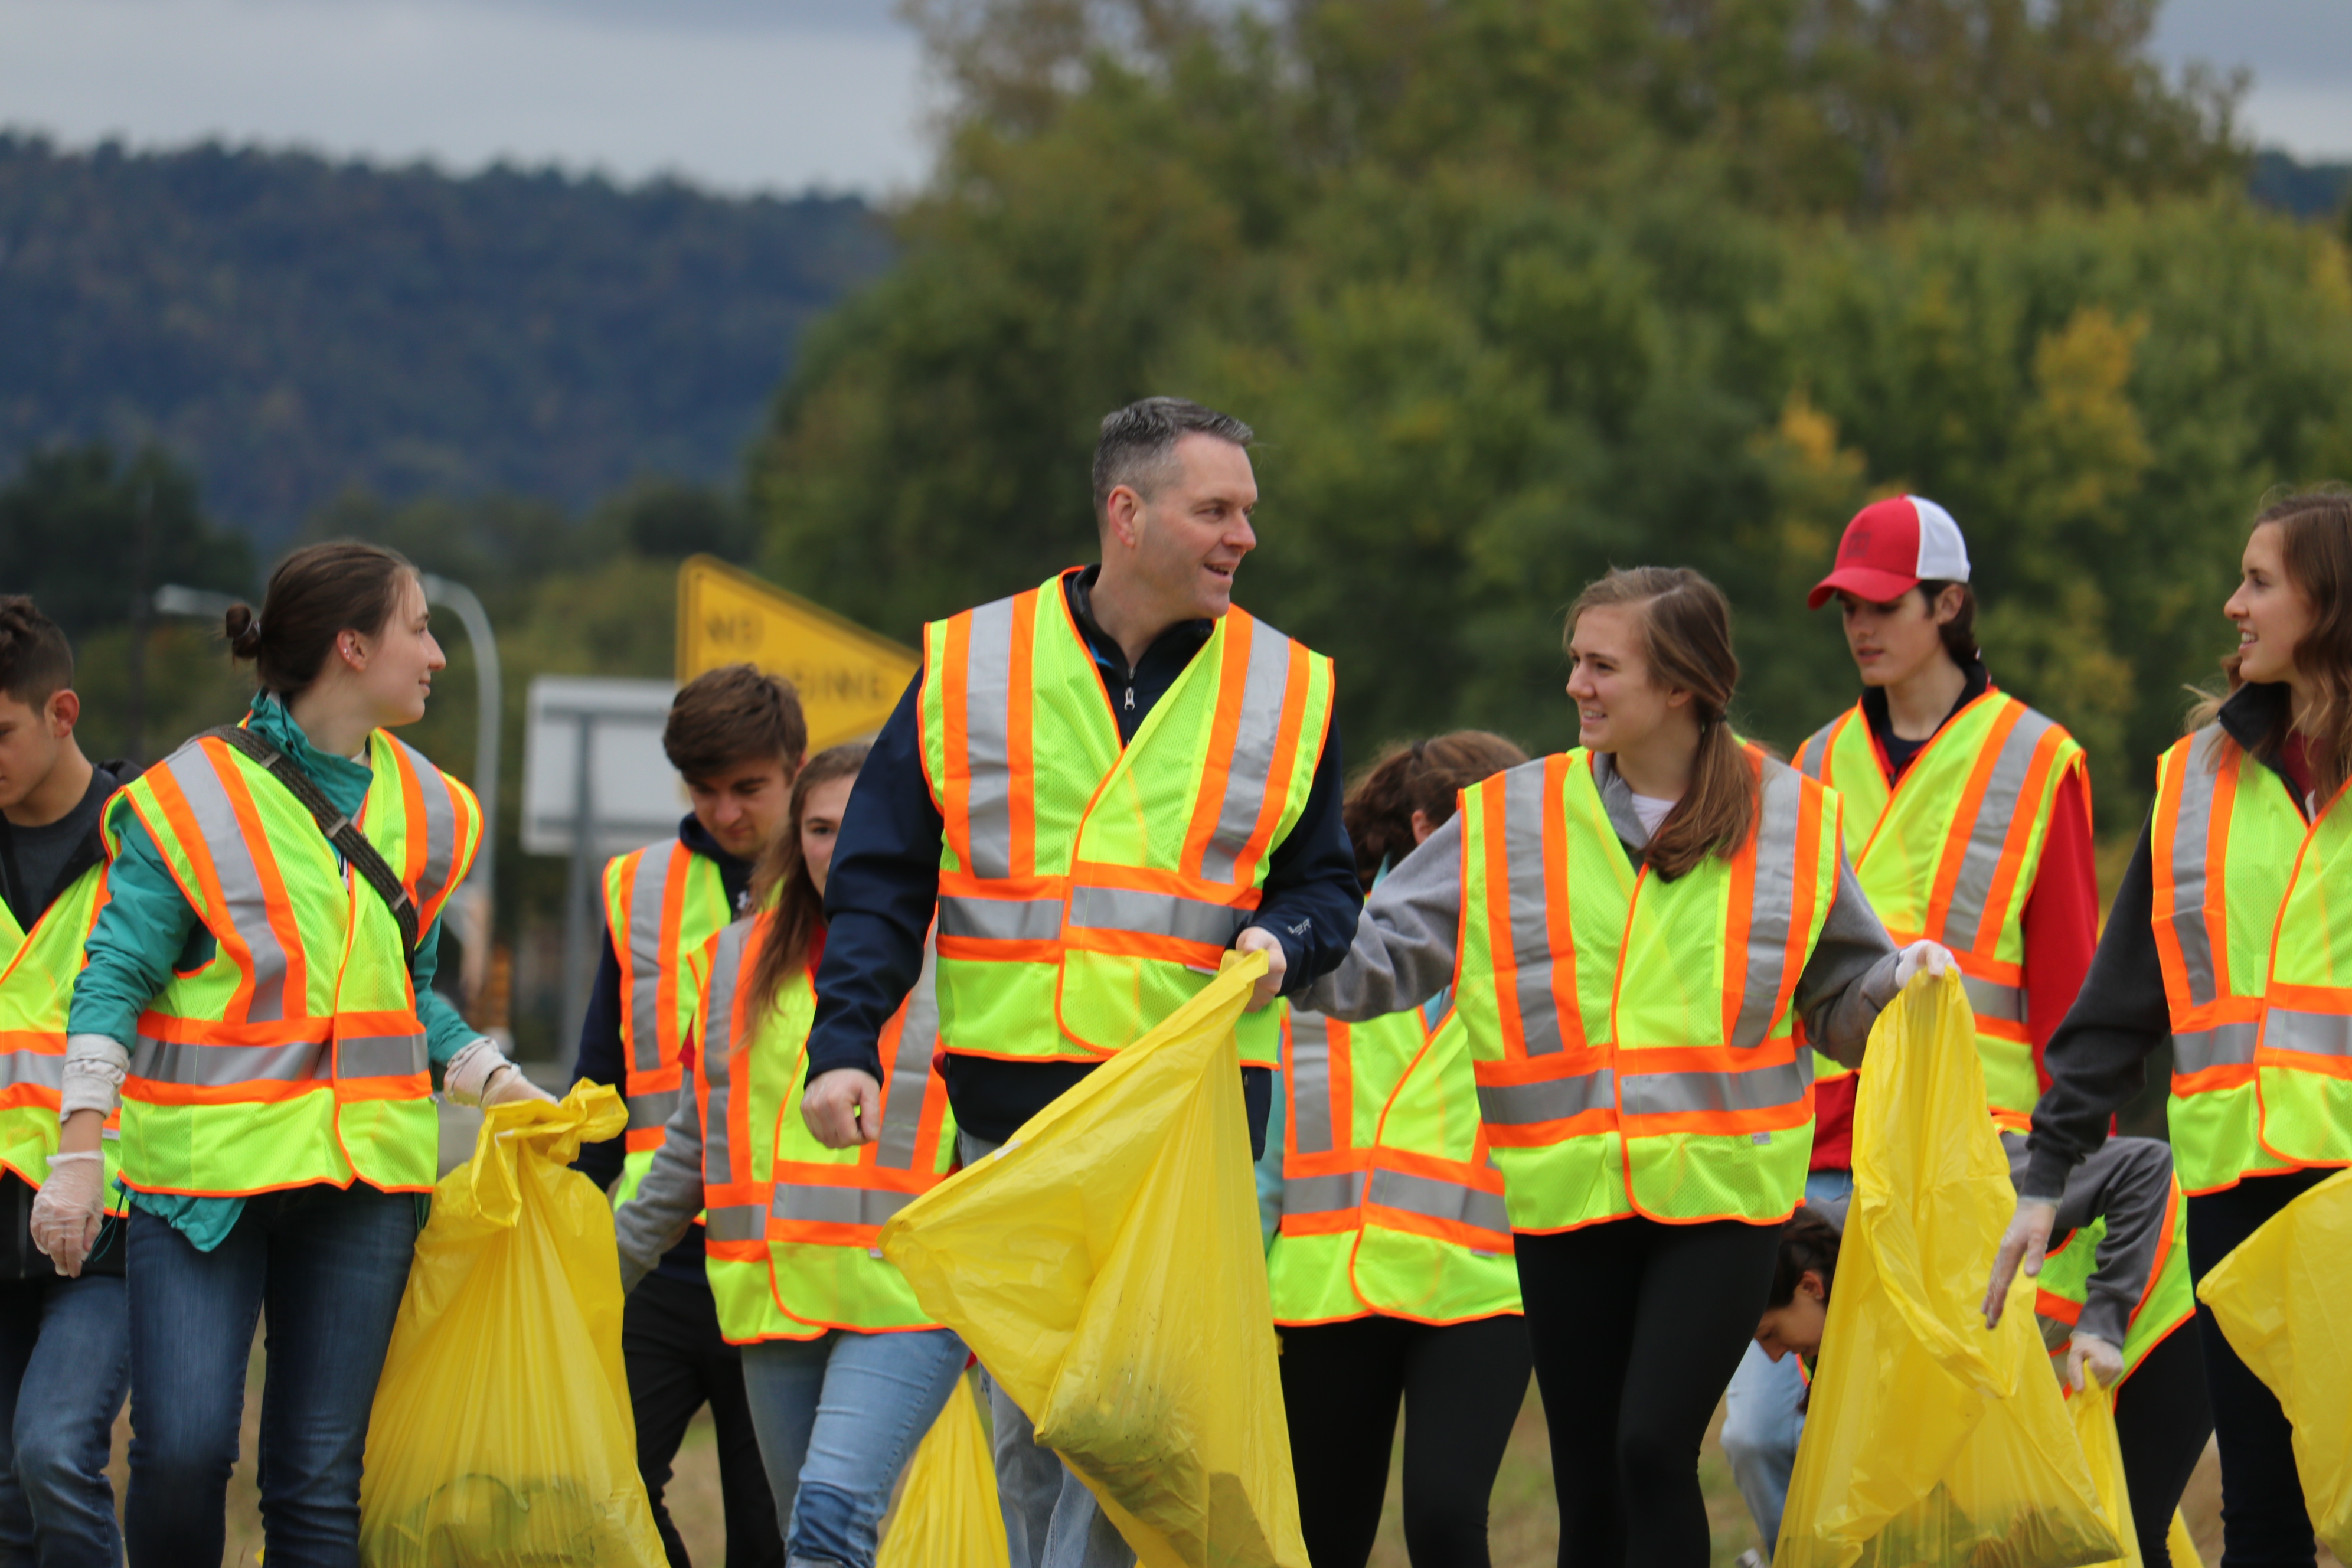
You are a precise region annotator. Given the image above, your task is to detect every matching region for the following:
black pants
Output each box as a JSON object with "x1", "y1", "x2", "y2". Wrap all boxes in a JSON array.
[
  {"x1": 1515, "y1": 1217, "x2": 1781, "y2": 1568},
  {"x1": 2187, "y1": 1167, "x2": 2334, "y2": 1568},
  {"x1": 2113, "y1": 1322, "x2": 2214, "y2": 1567},
  {"x1": 1278, "y1": 1312, "x2": 1533, "y2": 1567},
  {"x1": 623, "y1": 1271, "x2": 785, "y2": 1568}
]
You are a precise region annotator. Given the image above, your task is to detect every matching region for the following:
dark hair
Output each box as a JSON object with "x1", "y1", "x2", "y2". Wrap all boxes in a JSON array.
[
  {"x1": 665, "y1": 664, "x2": 808, "y2": 782},
  {"x1": 1091, "y1": 397, "x2": 1255, "y2": 521},
  {"x1": 1566, "y1": 566, "x2": 1758, "y2": 879},
  {"x1": 1767, "y1": 1205, "x2": 1844, "y2": 1310},
  {"x1": 1916, "y1": 580, "x2": 1981, "y2": 666},
  {"x1": 227, "y1": 541, "x2": 417, "y2": 695},
  {"x1": 0, "y1": 597, "x2": 74, "y2": 708},
  {"x1": 2188, "y1": 488, "x2": 2352, "y2": 799},
  {"x1": 1342, "y1": 731, "x2": 1529, "y2": 892},
  {"x1": 746, "y1": 743, "x2": 869, "y2": 1020}
]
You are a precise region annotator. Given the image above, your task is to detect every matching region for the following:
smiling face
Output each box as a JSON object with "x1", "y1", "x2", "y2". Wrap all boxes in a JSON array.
[
  {"x1": 798, "y1": 772, "x2": 856, "y2": 898},
  {"x1": 1837, "y1": 584, "x2": 1959, "y2": 688},
  {"x1": 352, "y1": 573, "x2": 444, "y2": 729},
  {"x1": 1112, "y1": 433, "x2": 1259, "y2": 622},
  {"x1": 1754, "y1": 1271, "x2": 1829, "y2": 1362},
  {"x1": 2226, "y1": 522, "x2": 2315, "y2": 688},
  {"x1": 687, "y1": 756, "x2": 795, "y2": 862},
  {"x1": 1566, "y1": 602, "x2": 1686, "y2": 753}
]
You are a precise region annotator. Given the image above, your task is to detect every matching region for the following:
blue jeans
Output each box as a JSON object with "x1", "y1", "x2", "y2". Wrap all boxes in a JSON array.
[
  {"x1": 123, "y1": 1185, "x2": 417, "y2": 1568},
  {"x1": 739, "y1": 1328, "x2": 968, "y2": 1568},
  {"x1": 0, "y1": 1274, "x2": 130, "y2": 1568},
  {"x1": 1721, "y1": 1170, "x2": 1853, "y2": 1561}
]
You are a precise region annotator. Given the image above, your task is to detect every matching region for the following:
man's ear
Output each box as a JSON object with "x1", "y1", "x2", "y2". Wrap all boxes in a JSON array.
[
  {"x1": 1102, "y1": 485, "x2": 1145, "y2": 551},
  {"x1": 46, "y1": 689, "x2": 79, "y2": 737}
]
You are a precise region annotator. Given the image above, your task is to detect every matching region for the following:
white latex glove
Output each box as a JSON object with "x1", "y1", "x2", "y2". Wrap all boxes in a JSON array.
[
  {"x1": 30, "y1": 1151, "x2": 106, "y2": 1278},
  {"x1": 1982, "y1": 1194, "x2": 2061, "y2": 1327},
  {"x1": 1233, "y1": 926, "x2": 1288, "y2": 1011},
  {"x1": 445, "y1": 1037, "x2": 556, "y2": 1107},
  {"x1": 1894, "y1": 939, "x2": 1956, "y2": 989},
  {"x1": 482, "y1": 1063, "x2": 557, "y2": 1107},
  {"x1": 2068, "y1": 1332, "x2": 2125, "y2": 1392},
  {"x1": 803, "y1": 1069, "x2": 882, "y2": 1149}
]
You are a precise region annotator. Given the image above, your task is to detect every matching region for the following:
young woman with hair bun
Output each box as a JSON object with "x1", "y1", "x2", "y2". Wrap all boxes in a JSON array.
[
  {"x1": 30, "y1": 540, "x2": 545, "y2": 1566},
  {"x1": 1307, "y1": 566, "x2": 1947, "y2": 1567},
  {"x1": 1272, "y1": 728, "x2": 1531, "y2": 1568},
  {"x1": 1989, "y1": 488, "x2": 2352, "y2": 1566}
]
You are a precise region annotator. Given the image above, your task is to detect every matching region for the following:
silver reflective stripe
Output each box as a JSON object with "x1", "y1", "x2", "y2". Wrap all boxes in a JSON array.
[
  {"x1": 773, "y1": 1184, "x2": 917, "y2": 1227},
  {"x1": 1794, "y1": 718, "x2": 1841, "y2": 783},
  {"x1": 628, "y1": 1087, "x2": 681, "y2": 1133},
  {"x1": 1962, "y1": 973, "x2": 2026, "y2": 1025},
  {"x1": 1281, "y1": 1171, "x2": 1365, "y2": 1214},
  {"x1": 1620, "y1": 1055, "x2": 1812, "y2": 1118},
  {"x1": 937, "y1": 895, "x2": 1062, "y2": 942},
  {"x1": 1475, "y1": 1070, "x2": 1615, "y2": 1127},
  {"x1": 130, "y1": 1038, "x2": 327, "y2": 1086},
  {"x1": 2173, "y1": 1020, "x2": 2260, "y2": 1074},
  {"x1": 958, "y1": 595, "x2": 1020, "y2": 880},
  {"x1": 393, "y1": 737, "x2": 463, "y2": 915},
  {"x1": 167, "y1": 746, "x2": 294, "y2": 1023},
  {"x1": 1288, "y1": 1010, "x2": 1336, "y2": 1155},
  {"x1": 1941, "y1": 708, "x2": 2058, "y2": 954},
  {"x1": 2165, "y1": 728, "x2": 2227, "y2": 1010},
  {"x1": 1066, "y1": 886, "x2": 1247, "y2": 948},
  {"x1": 873, "y1": 942, "x2": 940, "y2": 1172},
  {"x1": 1197, "y1": 614, "x2": 1299, "y2": 883},
  {"x1": 1500, "y1": 762, "x2": 1566, "y2": 1056},
  {"x1": 1732, "y1": 762, "x2": 1806, "y2": 1050},
  {"x1": 705, "y1": 1204, "x2": 763, "y2": 1242},
  {"x1": 1366, "y1": 1167, "x2": 1512, "y2": 1236},
  {"x1": 625, "y1": 841, "x2": 681, "y2": 1075},
  {"x1": 337, "y1": 1033, "x2": 426, "y2": 1079},
  {"x1": 0, "y1": 1052, "x2": 64, "y2": 1092},
  {"x1": 700, "y1": 922, "x2": 753, "y2": 1190},
  {"x1": 2260, "y1": 1010, "x2": 2352, "y2": 1059}
]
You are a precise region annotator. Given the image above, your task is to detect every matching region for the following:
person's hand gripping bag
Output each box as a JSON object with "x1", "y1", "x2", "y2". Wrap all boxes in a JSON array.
[
  {"x1": 2197, "y1": 1164, "x2": 2352, "y2": 1563},
  {"x1": 1779, "y1": 969, "x2": 2119, "y2": 1568},
  {"x1": 358, "y1": 1082, "x2": 666, "y2": 1567},
  {"x1": 880, "y1": 953, "x2": 1309, "y2": 1568},
  {"x1": 876, "y1": 1372, "x2": 1010, "y2": 1568}
]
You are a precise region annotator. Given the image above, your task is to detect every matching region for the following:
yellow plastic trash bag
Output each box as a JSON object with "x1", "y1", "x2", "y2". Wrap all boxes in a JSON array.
[
  {"x1": 877, "y1": 1373, "x2": 1010, "y2": 1568},
  {"x1": 2072, "y1": 1383, "x2": 2143, "y2": 1568},
  {"x1": 358, "y1": 1082, "x2": 665, "y2": 1567},
  {"x1": 880, "y1": 954, "x2": 1308, "y2": 1568},
  {"x1": 2196, "y1": 1164, "x2": 2352, "y2": 1563},
  {"x1": 1779, "y1": 969, "x2": 2118, "y2": 1568}
]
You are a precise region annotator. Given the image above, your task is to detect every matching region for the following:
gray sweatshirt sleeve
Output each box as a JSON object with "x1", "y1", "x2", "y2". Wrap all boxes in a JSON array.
[
  {"x1": 1796, "y1": 857, "x2": 1905, "y2": 1068},
  {"x1": 2003, "y1": 1129, "x2": 2176, "y2": 1353},
  {"x1": 612, "y1": 1088, "x2": 706, "y2": 1293},
  {"x1": 1302, "y1": 816, "x2": 1464, "y2": 1022}
]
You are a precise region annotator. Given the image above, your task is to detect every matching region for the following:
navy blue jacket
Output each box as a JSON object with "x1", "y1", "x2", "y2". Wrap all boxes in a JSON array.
[
  {"x1": 806, "y1": 567, "x2": 1361, "y2": 1155},
  {"x1": 574, "y1": 813, "x2": 755, "y2": 1285}
]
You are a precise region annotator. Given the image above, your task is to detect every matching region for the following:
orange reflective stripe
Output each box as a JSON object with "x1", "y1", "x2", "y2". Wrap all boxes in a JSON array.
[
  {"x1": 1476, "y1": 781, "x2": 1527, "y2": 1061},
  {"x1": 1007, "y1": 589, "x2": 1037, "y2": 878},
  {"x1": 1923, "y1": 700, "x2": 2025, "y2": 936},
  {"x1": 938, "y1": 609, "x2": 976, "y2": 873},
  {"x1": 1182, "y1": 608, "x2": 1256, "y2": 875},
  {"x1": 1717, "y1": 786, "x2": 1758, "y2": 1049}
]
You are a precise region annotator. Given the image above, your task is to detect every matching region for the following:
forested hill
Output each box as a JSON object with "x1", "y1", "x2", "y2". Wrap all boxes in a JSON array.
[{"x1": 0, "y1": 135, "x2": 891, "y2": 539}]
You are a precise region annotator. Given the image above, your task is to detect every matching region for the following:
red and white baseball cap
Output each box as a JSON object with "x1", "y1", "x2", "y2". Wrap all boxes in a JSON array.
[{"x1": 1807, "y1": 495, "x2": 1971, "y2": 610}]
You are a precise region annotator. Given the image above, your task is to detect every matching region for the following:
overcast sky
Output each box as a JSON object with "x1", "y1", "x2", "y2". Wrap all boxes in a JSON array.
[{"x1": 0, "y1": 0, "x2": 2344, "y2": 198}]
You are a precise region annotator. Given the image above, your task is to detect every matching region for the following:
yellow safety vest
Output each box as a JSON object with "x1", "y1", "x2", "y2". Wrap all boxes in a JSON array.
[
  {"x1": 0, "y1": 865, "x2": 126, "y2": 1211},
  {"x1": 1269, "y1": 1003, "x2": 1520, "y2": 1325},
  {"x1": 917, "y1": 569, "x2": 1334, "y2": 1070},
  {"x1": 603, "y1": 839, "x2": 733, "y2": 1206},
  {"x1": 2033, "y1": 1170, "x2": 2197, "y2": 1384},
  {"x1": 104, "y1": 729, "x2": 481, "y2": 1197},
  {"x1": 1794, "y1": 692, "x2": 2085, "y2": 1129},
  {"x1": 2151, "y1": 724, "x2": 2352, "y2": 1191},
  {"x1": 691, "y1": 916, "x2": 958, "y2": 1344},
  {"x1": 0, "y1": 900, "x2": 24, "y2": 962},
  {"x1": 1457, "y1": 749, "x2": 1840, "y2": 1231}
]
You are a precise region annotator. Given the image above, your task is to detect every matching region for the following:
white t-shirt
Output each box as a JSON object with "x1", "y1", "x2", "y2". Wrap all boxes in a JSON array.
[{"x1": 1629, "y1": 792, "x2": 1678, "y2": 839}]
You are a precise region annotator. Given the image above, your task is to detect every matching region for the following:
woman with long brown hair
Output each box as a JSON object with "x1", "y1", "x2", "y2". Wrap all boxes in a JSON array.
[
  {"x1": 616, "y1": 743, "x2": 970, "y2": 1568},
  {"x1": 1308, "y1": 567, "x2": 1947, "y2": 1567},
  {"x1": 1987, "y1": 489, "x2": 2352, "y2": 1566}
]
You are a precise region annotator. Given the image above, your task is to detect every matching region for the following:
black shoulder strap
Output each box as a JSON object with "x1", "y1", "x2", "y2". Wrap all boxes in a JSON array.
[{"x1": 202, "y1": 725, "x2": 420, "y2": 972}]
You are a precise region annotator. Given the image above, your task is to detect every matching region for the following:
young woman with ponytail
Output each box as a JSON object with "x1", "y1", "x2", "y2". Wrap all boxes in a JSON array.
[
  {"x1": 615, "y1": 744, "x2": 969, "y2": 1568},
  {"x1": 1271, "y1": 730, "x2": 1533, "y2": 1568},
  {"x1": 1988, "y1": 489, "x2": 2352, "y2": 1566},
  {"x1": 1308, "y1": 567, "x2": 1948, "y2": 1568},
  {"x1": 30, "y1": 541, "x2": 544, "y2": 1567}
]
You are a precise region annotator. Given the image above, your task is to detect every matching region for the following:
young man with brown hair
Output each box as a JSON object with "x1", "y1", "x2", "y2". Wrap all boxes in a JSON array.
[
  {"x1": 0, "y1": 597, "x2": 130, "y2": 1567},
  {"x1": 573, "y1": 662, "x2": 806, "y2": 1567}
]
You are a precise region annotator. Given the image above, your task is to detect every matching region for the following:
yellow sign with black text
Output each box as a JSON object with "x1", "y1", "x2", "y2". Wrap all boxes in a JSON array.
[{"x1": 676, "y1": 556, "x2": 921, "y2": 753}]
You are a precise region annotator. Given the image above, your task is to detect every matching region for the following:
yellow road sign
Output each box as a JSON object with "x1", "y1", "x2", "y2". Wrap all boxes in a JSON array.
[{"x1": 676, "y1": 556, "x2": 921, "y2": 753}]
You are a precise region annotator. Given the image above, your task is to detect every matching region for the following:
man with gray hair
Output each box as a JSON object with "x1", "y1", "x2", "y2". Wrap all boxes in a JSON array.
[{"x1": 800, "y1": 396, "x2": 1361, "y2": 1567}]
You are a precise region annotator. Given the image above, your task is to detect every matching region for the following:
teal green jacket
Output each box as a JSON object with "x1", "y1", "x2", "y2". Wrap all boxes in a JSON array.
[{"x1": 69, "y1": 692, "x2": 479, "y2": 1249}]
